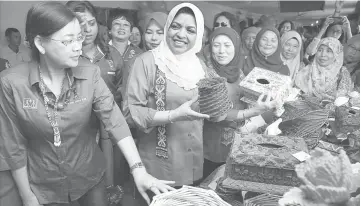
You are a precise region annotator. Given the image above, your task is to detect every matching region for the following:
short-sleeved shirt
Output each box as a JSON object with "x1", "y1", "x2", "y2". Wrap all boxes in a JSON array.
[
  {"x1": 80, "y1": 45, "x2": 124, "y2": 105},
  {"x1": 0, "y1": 58, "x2": 10, "y2": 73},
  {"x1": 0, "y1": 45, "x2": 31, "y2": 67},
  {"x1": 0, "y1": 60, "x2": 131, "y2": 204}
]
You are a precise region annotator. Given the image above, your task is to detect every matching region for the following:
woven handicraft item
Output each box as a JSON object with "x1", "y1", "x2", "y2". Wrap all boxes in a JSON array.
[
  {"x1": 154, "y1": 68, "x2": 168, "y2": 159},
  {"x1": 243, "y1": 193, "x2": 282, "y2": 206},
  {"x1": 239, "y1": 67, "x2": 291, "y2": 104},
  {"x1": 197, "y1": 77, "x2": 233, "y2": 117},
  {"x1": 149, "y1": 186, "x2": 231, "y2": 206},
  {"x1": 335, "y1": 106, "x2": 360, "y2": 132},
  {"x1": 279, "y1": 109, "x2": 330, "y2": 149},
  {"x1": 223, "y1": 134, "x2": 308, "y2": 195}
]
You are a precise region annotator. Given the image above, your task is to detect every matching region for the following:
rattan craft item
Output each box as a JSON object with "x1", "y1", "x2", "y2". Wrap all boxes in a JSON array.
[
  {"x1": 279, "y1": 109, "x2": 330, "y2": 149},
  {"x1": 197, "y1": 77, "x2": 233, "y2": 117},
  {"x1": 149, "y1": 186, "x2": 231, "y2": 206},
  {"x1": 244, "y1": 193, "x2": 282, "y2": 206}
]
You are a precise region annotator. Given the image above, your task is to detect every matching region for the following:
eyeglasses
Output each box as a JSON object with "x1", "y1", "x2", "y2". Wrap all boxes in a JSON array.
[
  {"x1": 214, "y1": 22, "x2": 228, "y2": 28},
  {"x1": 50, "y1": 35, "x2": 85, "y2": 46}
]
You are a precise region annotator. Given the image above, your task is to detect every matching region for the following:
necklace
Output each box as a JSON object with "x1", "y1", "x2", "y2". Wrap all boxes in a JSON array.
[{"x1": 38, "y1": 66, "x2": 70, "y2": 147}]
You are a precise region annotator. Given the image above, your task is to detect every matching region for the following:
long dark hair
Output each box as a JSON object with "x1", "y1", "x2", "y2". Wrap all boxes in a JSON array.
[
  {"x1": 26, "y1": 1, "x2": 76, "y2": 62},
  {"x1": 66, "y1": 1, "x2": 111, "y2": 59}
]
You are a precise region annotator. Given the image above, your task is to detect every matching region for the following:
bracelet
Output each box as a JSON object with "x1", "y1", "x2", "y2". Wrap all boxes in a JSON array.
[
  {"x1": 168, "y1": 110, "x2": 174, "y2": 123},
  {"x1": 130, "y1": 162, "x2": 144, "y2": 173}
]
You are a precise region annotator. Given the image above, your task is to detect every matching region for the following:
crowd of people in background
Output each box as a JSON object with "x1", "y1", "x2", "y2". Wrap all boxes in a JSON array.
[{"x1": 0, "y1": 1, "x2": 359, "y2": 206}]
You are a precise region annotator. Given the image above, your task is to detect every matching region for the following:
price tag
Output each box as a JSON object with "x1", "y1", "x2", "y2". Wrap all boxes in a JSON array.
[{"x1": 292, "y1": 151, "x2": 311, "y2": 162}]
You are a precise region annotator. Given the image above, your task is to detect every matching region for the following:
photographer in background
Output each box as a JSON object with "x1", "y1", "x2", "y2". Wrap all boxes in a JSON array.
[{"x1": 305, "y1": 0, "x2": 352, "y2": 59}]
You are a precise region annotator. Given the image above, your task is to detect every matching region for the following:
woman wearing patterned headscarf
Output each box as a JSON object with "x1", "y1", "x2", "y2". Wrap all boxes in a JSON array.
[
  {"x1": 122, "y1": 3, "x2": 211, "y2": 205},
  {"x1": 295, "y1": 37, "x2": 353, "y2": 100},
  {"x1": 242, "y1": 27, "x2": 290, "y2": 76}
]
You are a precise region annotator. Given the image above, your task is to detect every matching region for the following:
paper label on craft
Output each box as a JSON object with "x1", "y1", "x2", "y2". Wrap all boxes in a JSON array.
[{"x1": 292, "y1": 151, "x2": 311, "y2": 162}]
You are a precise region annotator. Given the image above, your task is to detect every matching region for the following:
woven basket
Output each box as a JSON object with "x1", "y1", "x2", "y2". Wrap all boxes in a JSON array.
[
  {"x1": 197, "y1": 77, "x2": 233, "y2": 117},
  {"x1": 244, "y1": 193, "x2": 282, "y2": 206},
  {"x1": 150, "y1": 186, "x2": 232, "y2": 206}
]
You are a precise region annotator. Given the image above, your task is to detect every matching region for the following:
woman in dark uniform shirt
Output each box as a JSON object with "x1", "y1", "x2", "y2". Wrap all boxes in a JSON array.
[{"x1": 0, "y1": 2, "x2": 174, "y2": 206}]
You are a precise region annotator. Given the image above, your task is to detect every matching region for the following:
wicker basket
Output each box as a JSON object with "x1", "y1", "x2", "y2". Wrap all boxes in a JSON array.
[{"x1": 150, "y1": 186, "x2": 232, "y2": 206}]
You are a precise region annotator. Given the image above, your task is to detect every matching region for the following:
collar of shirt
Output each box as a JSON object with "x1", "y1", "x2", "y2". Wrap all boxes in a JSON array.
[
  {"x1": 80, "y1": 45, "x2": 105, "y2": 64},
  {"x1": 28, "y1": 60, "x2": 92, "y2": 87},
  {"x1": 108, "y1": 40, "x2": 131, "y2": 46}
]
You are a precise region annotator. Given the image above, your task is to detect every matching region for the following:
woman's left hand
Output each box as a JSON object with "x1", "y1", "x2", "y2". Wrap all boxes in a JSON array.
[
  {"x1": 342, "y1": 16, "x2": 351, "y2": 28},
  {"x1": 133, "y1": 169, "x2": 176, "y2": 204}
]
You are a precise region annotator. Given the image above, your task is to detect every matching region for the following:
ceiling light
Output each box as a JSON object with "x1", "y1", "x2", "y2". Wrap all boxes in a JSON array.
[
  {"x1": 311, "y1": 23, "x2": 314, "y2": 26},
  {"x1": 316, "y1": 20, "x2": 319, "y2": 23}
]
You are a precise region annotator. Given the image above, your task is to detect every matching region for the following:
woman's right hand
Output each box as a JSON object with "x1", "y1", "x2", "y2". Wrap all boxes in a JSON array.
[
  {"x1": 323, "y1": 16, "x2": 334, "y2": 29},
  {"x1": 169, "y1": 96, "x2": 210, "y2": 122},
  {"x1": 23, "y1": 194, "x2": 43, "y2": 206}
]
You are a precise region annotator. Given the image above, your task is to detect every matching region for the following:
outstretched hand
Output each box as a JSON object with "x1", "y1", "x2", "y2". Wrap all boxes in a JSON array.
[
  {"x1": 133, "y1": 169, "x2": 175, "y2": 205},
  {"x1": 170, "y1": 96, "x2": 210, "y2": 122}
]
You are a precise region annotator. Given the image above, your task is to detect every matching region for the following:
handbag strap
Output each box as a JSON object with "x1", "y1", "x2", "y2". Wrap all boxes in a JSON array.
[{"x1": 154, "y1": 67, "x2": 168, "y2": 159}]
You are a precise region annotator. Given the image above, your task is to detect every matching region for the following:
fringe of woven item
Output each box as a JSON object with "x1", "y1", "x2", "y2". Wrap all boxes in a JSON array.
[{"x1": 150, "y1": 185, "x2": 232, "y2": 206}]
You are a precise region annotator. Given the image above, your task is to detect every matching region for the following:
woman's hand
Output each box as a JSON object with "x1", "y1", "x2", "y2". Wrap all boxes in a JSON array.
[
  {"x1": 322, "y1": 16, "x2": 334, "y2": 30},
  {"x1": 255, "y1": 93, "x2": 278, "y2": 113},
  {"x1": 23, "y1": 194, "x2": 43, "y2": 206},
  {"x1": 170, "y1": 96, "x2": 210, "y2": 122},
  {"x1": 132, "y1": 169, "x2": 175, "y2": 205},
  {"x1": 342, "y1": 16, "x2": 351, "y2": 28}
]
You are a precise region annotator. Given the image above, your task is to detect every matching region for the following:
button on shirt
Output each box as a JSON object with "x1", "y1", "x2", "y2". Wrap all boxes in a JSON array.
[
  {"x1": 0, "y1": 45, "x2": 31, "y2": 67},
  {"x1": 0, "y1": 60, "x2": 131, "y2": 204}
]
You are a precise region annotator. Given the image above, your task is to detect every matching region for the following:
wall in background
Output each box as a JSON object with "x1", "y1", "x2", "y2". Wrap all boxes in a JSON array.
[{"x1": 0, "y1": 1, "x2": 238, "y2": 46}]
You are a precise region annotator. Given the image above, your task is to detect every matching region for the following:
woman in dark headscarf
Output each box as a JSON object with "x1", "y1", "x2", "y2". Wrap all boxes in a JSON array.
[
  {"x1": 242, "y1": 27, "x2": 290, "y2": 76},
  {"x1": 202, "y1": 27, "x2": 277, "y2": 178},
  {"x1": 139, "y1": 12, "x2": 168, "y2": 51}
]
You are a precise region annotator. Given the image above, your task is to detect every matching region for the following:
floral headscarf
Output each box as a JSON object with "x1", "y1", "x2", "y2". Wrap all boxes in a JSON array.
[{"x1": 295, "y1": 37, "x2": 344, "y2": 99}]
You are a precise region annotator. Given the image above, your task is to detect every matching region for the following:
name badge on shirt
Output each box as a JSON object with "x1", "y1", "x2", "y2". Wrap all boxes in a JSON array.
[
  {"x1": 107, "y1": 72, "x2": 115, "y2": 75},
  {"x1": 23, "y1": 98, "x2": 38, "y2": 109}
]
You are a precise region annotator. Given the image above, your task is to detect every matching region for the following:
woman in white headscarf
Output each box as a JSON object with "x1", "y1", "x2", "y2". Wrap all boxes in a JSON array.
[
  {"x1": 280, "y1": 30, "x2": 304, "y2": 83},
  {"x1": 122, "y1": 3, "x2": 210, "y2": 205}
]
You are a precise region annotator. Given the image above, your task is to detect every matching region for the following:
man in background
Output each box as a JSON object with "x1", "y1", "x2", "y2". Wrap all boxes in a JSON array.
[{"x1": 0, "y1": 28, "x2": 31, "y2": 67}]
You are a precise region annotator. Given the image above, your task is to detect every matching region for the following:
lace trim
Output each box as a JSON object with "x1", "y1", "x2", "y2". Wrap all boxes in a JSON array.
[{"x1": 152, "y1": 51, "x2": 205, "y2": 91}]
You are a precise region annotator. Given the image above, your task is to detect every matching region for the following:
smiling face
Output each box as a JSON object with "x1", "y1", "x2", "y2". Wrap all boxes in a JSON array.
[
  {"x1": 144, "y1": 20, "x2": 164, "y2": 50},
  {"x1": 110, "y1": 16, "x2": 131, "y2": 41},
  {"x1": 166, "y1": 13, "x2": 197, "y2": 55},
  {"x1": 212, "y1": 34, "x2": 235, "y2": 65},
  {"x1": 40, "y1": 19, "x2": 83, "y2": 68},
  {"x1": 76, "y1": 10, "x2": 98, "y2": 46},
  {"x1": 282, "y1": 38, "x2": 299, "y2": 60},
  {"x1": 316, "y1": 44, "x2": 335, "y2": 67},
  {"x1": 258, "y1": 31, "x2": 278, "y2": 56}
]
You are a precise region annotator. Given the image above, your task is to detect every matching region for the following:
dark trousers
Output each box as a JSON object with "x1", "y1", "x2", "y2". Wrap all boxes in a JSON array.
[
  {"x1": 203, "y1": 158, "x2": 225, "y2": 180},
  {"x1": 44, "y1": 176, "x2": 107, "y2": 206}
]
